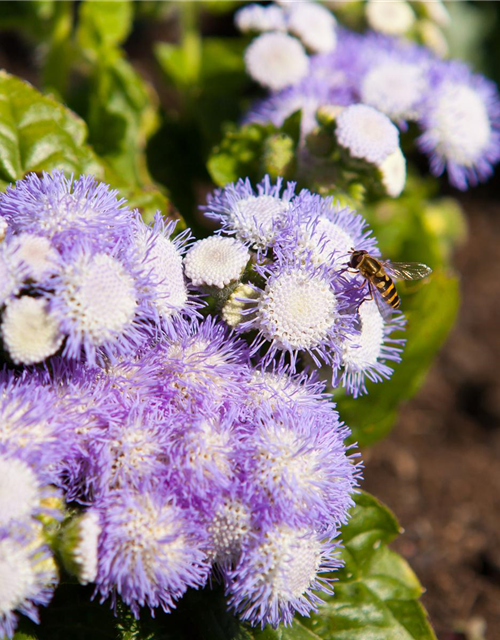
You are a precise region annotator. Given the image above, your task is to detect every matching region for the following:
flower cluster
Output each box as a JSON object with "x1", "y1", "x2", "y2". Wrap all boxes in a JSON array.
[
  {"x1": 239, "y1": 7, "x2": 500, "y2": 191},
  {"x1": 0, "y1": 171, "x2": 389, "y2": 636},
  {"x1": 203, "y1": 176, "x2": 406, "y2": 395}
]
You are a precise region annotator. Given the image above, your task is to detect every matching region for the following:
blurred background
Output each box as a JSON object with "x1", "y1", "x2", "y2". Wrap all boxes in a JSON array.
[{"x1": 0, "y1": 1, "x2": 499, "y2": 638}]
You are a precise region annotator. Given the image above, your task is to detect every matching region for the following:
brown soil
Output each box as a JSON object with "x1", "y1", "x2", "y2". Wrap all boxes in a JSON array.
[{"x1": 362, "y1": 196, "x2": 500, "y2": 640}]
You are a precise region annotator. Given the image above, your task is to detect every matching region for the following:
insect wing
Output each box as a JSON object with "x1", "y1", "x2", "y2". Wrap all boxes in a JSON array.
[{"x1": 384, "y1": 261, "x2": 433, "y2": 281}]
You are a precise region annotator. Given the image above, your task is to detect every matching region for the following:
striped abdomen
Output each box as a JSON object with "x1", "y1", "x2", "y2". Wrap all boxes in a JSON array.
[{"x1": 373, "y1": 272, "x2": 400, "y2": 309}]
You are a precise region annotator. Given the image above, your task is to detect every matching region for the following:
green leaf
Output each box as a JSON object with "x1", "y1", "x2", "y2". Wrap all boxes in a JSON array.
[
  {"x1": 297, "y1": 492, "x2": 436, "y2": 640},
  {"x1": 0, "y1": 70, "x2": 103, "y2": 189},
  {"x1": 86, "y1": 56, "x2": 160, "y2": 186},
  {"x1": 77, "y1": 0, "x2": 133, "y2": 57},
  {"x1": 336, "y1": 270, "x2": 459, "y2": 447}
]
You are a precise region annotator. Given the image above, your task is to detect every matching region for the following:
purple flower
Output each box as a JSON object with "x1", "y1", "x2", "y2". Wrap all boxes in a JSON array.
[
  {"x1": 48, "y1": 237, "x2": 156, "y2": 365},
  {"x1": 151, "y1": 316, "x2": 250, "y2": 410},
  {"x1": 95, "y1": 489, "x2": 209, "y2": 617},
  {"x1": 234, "y1": 403, "x2": 359, "y2": 529},
  {"x1": 417, "y1": 59, "x2": 500, "y2": 190},
  {"x1": 203, "y1": 176, "x2": 296, "y2": 251},
  {"x1": 0, "y1": 172, "x2": 133, "y2": 251},
  {"x1": 226, "y1": 522, "x2": 342, "y2": 628},
  {"x1": 275, "y1": 191, "x2": 379, "y2": 271},
  {"x1": 236, "y1": 254, "x2": 358, "y2": 372}
]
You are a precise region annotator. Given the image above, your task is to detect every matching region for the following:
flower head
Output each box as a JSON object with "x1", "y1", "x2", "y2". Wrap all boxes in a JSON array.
[
  {"x1": 95, "y1": 490, "x2": 209, "y2": 617},
  {"x1": 61, "y1": 510, "x2": 101, "y2": 585},
  {"x1": 287, "y1": 2, "x2": 337, "y2": 54},
  {"x1": 184, "y1": 236, "x2": 250, "y2": 289},
  {"x1": 417, "y1": 60, "x2": 500, "y2": 189},
  {"x1": 379, "y1": 148, "x2": 407, "y2": 198},
  {"x1": 335, "y1": 104, "x2": 400, "y2": 165},
  {"x1": 235, "y1": 3, "x2": 286, "y2": 33},
  {"x1": 245, "y1": 32, "x2": 309, "y2": 91},
  {"x1": 49, "y1": 239, "x2": 150, "y2": 365},
  {"x1": 0, "y1": 172, "x2": 132, "y2": 251},
  {"x1": 133, "y1": 214, "x2": 197, "y2": 327},
  {"x1": 239, "y1": 257, "x2": 356, "y2": 371},
  {"x1": 0, "y1": 456, "x2": 41, "y2": 527},
  {"x1": 227, "y1": 523, "x2": 341, "y2": 628},
  {"x1": 2, "y1": 297, "x2": 63, "y2": 365},
  {"x1": 338, "y1": 299, "x2": 406, "y2": 397},
  {"x1": 365, "y1": 0, "x2": 415, "y2": 36},
  {"x1": 5, "y1": 233, "x2": 59, "y2": 281},
  {"x1": 0, "y1": 524, "x2": 58, "y2": 639},
  {"x1": 235, "y1": 404, "x2": 358, "y2": 528},
  {"x1": 203, "y1": 176, "x2": 296, "y2": 251}
]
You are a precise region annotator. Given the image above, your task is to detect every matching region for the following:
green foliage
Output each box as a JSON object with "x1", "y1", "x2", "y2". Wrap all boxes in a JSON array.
[
  {"x1": 12, "y1": 493, "x2": 434, "y2": 640},
  {"x1": 0, "y1": 71, "x2": 103, "y2": 190},
  {"x1": 208, "y1": 112, "x2": 302, "y2": 187}
]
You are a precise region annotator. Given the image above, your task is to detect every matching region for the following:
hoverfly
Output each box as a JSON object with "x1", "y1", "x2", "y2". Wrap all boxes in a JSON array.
[{"x1": 348, "y1": 250, "x2": 432, "y2": 310}]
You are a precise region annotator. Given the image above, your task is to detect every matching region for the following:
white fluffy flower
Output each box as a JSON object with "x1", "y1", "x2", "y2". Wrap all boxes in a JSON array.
[
  {"x1": 379, "y1": 148, "x2": 407, "y2": 198},
  {"x1": 431, "y1": 83, "x2": 491, "y2": 166},
  {"x1": 2, "y1": 297, "x2": 63, "y2": 365},
  {"x1": 365, "y1": 0, "x2": 415, "y2": 36},
  {"x1": 335, "y1": 104, "x2": 400, "y2": 166},
  {"x1": 71, "y1": 511, "x2": 101, "y2": 585},
  {"x1": 257, "y1": 268, "x2": 338, "y2": 351},
  {"x1": 0, "y1": 457, "x2": 40, "y2": 526},
  {"x1": 9, "y1": 234, "x2": 59, "y2": 281},
  {"x1": 287, "y1": 2, "x2": 337, "y2": 53},
  {"x1": 235, "y1": 3, "x2": 286, "y2": 33},
  {"x1": 361, "y1": 61, "x2": 428, "y2": 122},
  {"x1": 342, "y1": 299, "x2": 385, "y2": 370},
  {"x1": 135, "y1": 226, "x2": 187, "y2": 320},
  {"x1": 184, "y1": 236, "x2": 250, "y2": 289},
  {"x1": 245, "y1": 32, "x2": 309, "y2": 91},
  {"x1": 59, "y1": 253, "x2": 137, "y2": 346}
]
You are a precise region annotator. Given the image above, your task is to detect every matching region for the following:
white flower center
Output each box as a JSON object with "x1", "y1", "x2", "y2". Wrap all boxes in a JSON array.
[
  {"x1": 63, "y1": 254, "x2": 137, "y2": 345},
  {"x1": 342, "y1": 299, "x2": 385, "y2": 370},
  {"x1": 231, "y1": 195, "x2": 289, "y2": 248},
  {"x1": 259, "y1": 270, "x2": 337, "y2": 350},
  {"x1": 207, "y1": 500, "x2": 251, "y2": 564},
  {"x1": 433, "y1": 83, "x2": 491, "y2": 165},
  {"x1": 73, "y1": 511, "x2": 101, "y2": 585},
  {"x1": 244, "y1": 32, "x2": 309, "y2": 91},
  {"x1": 336, "y1": 104, "x2": 399, "y2": 166},
  {"x1": 361, "y1": 62, "x2": 427, "y2": 121},
  {"x1": 0, "y1": 457, "x2": 40, "y2": 525},
  {"x1": 0, "y1": 538, "x2": 37, "y2": 615}
]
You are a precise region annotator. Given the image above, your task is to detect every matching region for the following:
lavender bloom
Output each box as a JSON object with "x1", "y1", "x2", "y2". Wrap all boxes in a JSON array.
[
  {"x1": 237, "y1": 254, "x2": 357, "y2": 371},
  {"x1": 418, "y1": 60, "x2": 500, "y2": 190},
  {"x1": 48, "y1": 237, "x2": 155, "y2": 365},
  {"x1": 0, "y1": 171, "x2": 133, "y2": 251},
  {"x1": 152, "y1": 316, "x2": 250, "y2": 410},
  {"x1": 0, "y1": 523, "x2": 58, "y2": 639},
  {"x1": 81, "y1": 404, "x2": 172, "y2": 500},
  {"x1": 235, "y1": 403, "x2": 359, "y2": 529},
  {"x1": 95, "y1": 489, "x2": 209, "y2": 617},
  {"x1": 275, "y1": 191, "x2": 379, "y2": 271},
  {"x1": 226, "y1": 523, "x2": 342, "y2": 628},
  {"x1": 338, "y1": 299, "x2": 406, "y2": 398},
  {"x1": 203, "y1": 176, "x2": 296, "y2": 251}
]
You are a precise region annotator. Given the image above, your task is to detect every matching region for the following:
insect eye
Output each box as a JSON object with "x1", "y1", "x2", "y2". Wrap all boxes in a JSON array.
[{"x1": 349, "y1": 252, "x2": 362, "y2": 268}]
